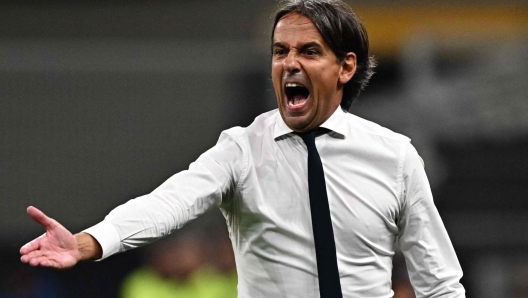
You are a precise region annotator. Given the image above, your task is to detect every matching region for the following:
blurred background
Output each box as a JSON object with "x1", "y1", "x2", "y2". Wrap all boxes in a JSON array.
[{"x1": 1, "y1": 0, "x2": 527, "y2": 297}]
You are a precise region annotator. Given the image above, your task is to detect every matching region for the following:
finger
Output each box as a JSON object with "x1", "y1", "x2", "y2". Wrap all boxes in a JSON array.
[
  {"x1": 20, "y1": 249, "x2": 43, "y2": 263},
  {"x1": 27, "y1": 206, "x2": 54, "y2": 228},
  {"x1": 20, "y1": 233, "x2": 45, "y2": 255},
  {"x1": 28, "y1": 255, "x2": 50, "y2": 267},
  {"x1": 20, "y1": 238, "x2": 41, "y2": 255}
]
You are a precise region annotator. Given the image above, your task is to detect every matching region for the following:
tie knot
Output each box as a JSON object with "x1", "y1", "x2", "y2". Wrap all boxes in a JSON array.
[{"x1": 296, "y1": 128, "x2": 326, "y2": 147}]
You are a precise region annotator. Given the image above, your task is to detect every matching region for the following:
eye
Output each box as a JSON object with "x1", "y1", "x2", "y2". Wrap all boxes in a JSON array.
[
  {"x1": 273, "y1": 48, "x2": 287, "y2": 57},
  {"x1": 304, "y1": 48, "x2": 319, "y2": 57}
]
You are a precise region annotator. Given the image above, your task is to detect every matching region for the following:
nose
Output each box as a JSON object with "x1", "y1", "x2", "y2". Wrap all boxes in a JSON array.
[{"x1": 283, "y1": 52, "x2": 301, "y2": 74}]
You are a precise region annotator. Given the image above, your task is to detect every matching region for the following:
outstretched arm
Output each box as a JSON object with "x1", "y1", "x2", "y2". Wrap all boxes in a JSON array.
[
  {"x1": 20, "y1": 206, "x2": 102, "y2": 269},
  {"x1": 20, "y1": 129, "x2": 243, "y2": 264}
]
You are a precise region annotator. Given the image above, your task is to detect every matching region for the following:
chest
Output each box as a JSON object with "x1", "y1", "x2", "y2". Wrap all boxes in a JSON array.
[{"x1": 235, "y1": 135, "x2": 402, "y2": 245}]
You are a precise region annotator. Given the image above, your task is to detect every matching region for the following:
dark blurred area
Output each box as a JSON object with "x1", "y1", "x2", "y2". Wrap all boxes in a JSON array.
[{"x1": 1, "y1": 1, "x2": 527, "y2": 297}]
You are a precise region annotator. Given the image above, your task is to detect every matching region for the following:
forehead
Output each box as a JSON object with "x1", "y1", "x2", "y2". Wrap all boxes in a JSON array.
[{"x1": 273, "y1": 13, "x2": 324, "y2": 44}]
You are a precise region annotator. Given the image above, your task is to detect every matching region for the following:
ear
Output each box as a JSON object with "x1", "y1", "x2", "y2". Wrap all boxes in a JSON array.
[{"x1": 339, "y1": 52, "x2": 357, "y2": 84}]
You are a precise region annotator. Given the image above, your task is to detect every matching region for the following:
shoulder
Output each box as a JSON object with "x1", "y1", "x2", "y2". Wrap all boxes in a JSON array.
[
  {"x1": 343, "y1": 113, "x2": 415, "y2": 179},
  {"x1": 344, "y1": 112, "x2": 410, "y2": 144},
  {"x1": 221, "y1": 109, "x2": 279, "y2": 139}
]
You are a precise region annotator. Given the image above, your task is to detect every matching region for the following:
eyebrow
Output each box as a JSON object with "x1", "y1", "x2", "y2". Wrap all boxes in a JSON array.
[
  {"x1": 272, "y1": 41, "x2": 323, "y2": 50},
  {"x1": 272, "y1": 42, "x2": 287, "y2": 49},
  {"x1": 299, "y1": 42, "x2": 323, "y2": 51}
]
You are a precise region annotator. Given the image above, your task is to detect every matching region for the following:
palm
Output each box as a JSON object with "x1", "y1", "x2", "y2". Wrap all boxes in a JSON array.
[{"x1": 20, "y1": 206, "x2": 81, "y2": 269}]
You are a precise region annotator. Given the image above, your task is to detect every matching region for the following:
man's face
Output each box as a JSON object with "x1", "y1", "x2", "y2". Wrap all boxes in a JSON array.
[{"x1": 272, "y1": 13, "x2": 356, "y2": 132}]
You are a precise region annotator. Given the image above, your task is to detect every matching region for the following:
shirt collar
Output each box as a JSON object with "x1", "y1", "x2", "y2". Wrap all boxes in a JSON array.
[{"x1": 273, "y1": 107, "x2": 348, "y2": 140}]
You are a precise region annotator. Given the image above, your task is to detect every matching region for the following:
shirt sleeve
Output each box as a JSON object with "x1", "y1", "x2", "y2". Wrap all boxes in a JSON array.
[
  {"x1": 397, "y1": 143, "x2": 466, "y2": 297},
  {"x1": 83, "y1": 129, "x2": 245, "y2": 260}
]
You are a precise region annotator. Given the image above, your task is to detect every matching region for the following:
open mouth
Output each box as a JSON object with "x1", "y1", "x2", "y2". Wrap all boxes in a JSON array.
[{"x1": 285, "y1": 83, "x2": 310, "y2": 108}]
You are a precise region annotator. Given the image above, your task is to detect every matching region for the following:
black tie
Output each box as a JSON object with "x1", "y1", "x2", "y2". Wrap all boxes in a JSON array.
[{"x1": 298, "y1": 129, "x2": 343, "y2": 298}]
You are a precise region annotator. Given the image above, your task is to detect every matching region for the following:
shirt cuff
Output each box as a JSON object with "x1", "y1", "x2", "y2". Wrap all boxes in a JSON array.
[{"x1": 82, "y1": 221, "x2": 121, "y2": 261}]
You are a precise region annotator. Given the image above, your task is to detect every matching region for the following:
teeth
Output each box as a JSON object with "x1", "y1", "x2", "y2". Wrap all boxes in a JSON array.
[
  {"x1": 285, "y1": 83, "x2": 304, "y2": 88},
  {"x1": 288, "y1": 101, "x2": 305, "y2": 107}
]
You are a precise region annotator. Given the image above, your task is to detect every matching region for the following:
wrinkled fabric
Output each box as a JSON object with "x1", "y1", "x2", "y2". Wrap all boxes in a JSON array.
[{"x1": 85, "y1": 107, "x2": 465, "y2": 298}]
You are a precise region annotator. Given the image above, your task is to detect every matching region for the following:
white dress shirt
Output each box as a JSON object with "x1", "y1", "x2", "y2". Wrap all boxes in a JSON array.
[{"x1": 84, "y1": 107, "x2": 465, "y2": 298}]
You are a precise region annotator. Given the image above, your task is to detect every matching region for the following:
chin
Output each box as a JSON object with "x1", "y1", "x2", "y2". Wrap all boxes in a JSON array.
[{"x1": 286, "y1": 120, "x2": 310, "y2": 132}]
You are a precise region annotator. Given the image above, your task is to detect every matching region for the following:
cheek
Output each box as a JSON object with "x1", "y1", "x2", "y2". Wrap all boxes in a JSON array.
[
  {"x1": 271, "y1": 61, "x2": 282, "y2": 76},
  {"x1": 311, "y1": 68, "x2": 331, "y2": 95},
  {"x1": 271, "y1": 64, "x2": 282, "y2": 88},
  {"x1": 317, "y1": 67, "x2": 340, "y2": 93}
]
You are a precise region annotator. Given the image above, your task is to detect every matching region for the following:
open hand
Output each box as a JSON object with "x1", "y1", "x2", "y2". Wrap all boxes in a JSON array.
[{"x1": 20, "y1": 206, "x2": 81, "y2": 269}]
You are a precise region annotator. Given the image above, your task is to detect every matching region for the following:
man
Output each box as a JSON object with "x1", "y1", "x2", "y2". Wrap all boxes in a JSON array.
[{"x1": 20, "y1": 0, "x2": 465, "y2": 297}]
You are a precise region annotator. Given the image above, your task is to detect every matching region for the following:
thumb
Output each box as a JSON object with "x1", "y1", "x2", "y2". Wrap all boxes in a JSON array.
[{"x1": 27, "y1": 206, "x2": 54, "y2": 228}]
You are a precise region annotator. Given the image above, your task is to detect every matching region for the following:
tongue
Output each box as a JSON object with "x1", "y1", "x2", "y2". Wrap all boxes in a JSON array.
[{"x1": 292, "y1": 94, "x2": 307, "y2": 105}]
